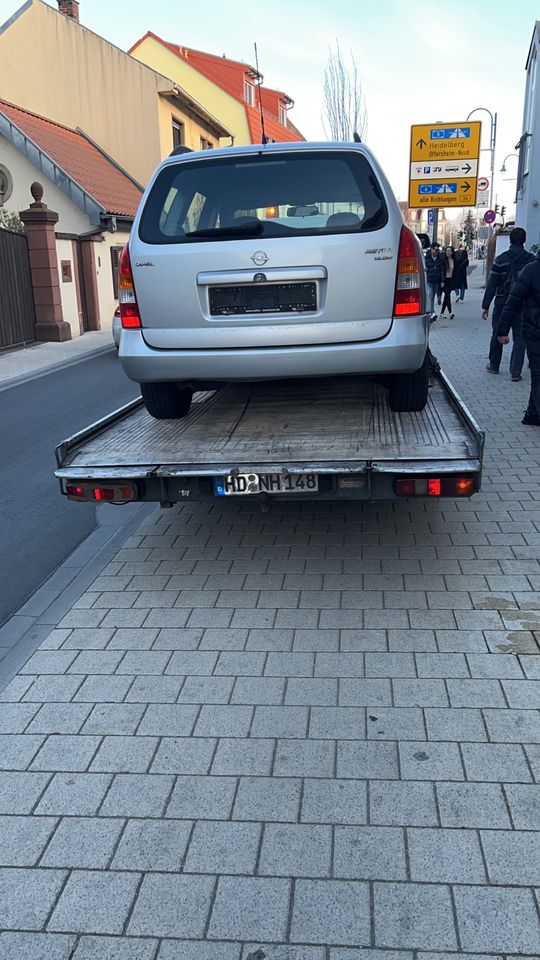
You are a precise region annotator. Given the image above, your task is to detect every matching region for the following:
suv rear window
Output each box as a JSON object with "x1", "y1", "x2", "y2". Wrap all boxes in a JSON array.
[{"x1": 139, "y1": 150, "x2": 388, "y2": 244}]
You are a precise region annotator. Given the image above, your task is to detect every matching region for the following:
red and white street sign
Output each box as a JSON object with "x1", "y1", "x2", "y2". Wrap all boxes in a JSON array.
[{"x1": 478, "y1": 177, "x2": 490, "y2": 192}]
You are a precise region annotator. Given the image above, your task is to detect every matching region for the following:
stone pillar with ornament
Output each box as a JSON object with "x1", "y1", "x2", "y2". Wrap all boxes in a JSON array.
[{"x1": 19, "y1": 182, "x2": 72, "y2": 342}]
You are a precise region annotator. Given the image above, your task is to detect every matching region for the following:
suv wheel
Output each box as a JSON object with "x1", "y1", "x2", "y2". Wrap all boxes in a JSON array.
[
  {"x1": 388, "y1": 351, "x2": 429, "y2": 412},
  {"x1": 141, "y1": 382, "x2": 193, "y2": 419}
]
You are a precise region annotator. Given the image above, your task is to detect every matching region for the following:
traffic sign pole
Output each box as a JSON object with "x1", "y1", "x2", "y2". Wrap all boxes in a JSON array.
[{"x1": 431, "y1": 209, "x2": 438, "y2": 244}]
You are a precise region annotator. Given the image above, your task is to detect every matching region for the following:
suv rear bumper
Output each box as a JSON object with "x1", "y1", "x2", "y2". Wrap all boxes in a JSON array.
[{"x1": 120, "y1": 315, "x2": 430, "y2": 383}]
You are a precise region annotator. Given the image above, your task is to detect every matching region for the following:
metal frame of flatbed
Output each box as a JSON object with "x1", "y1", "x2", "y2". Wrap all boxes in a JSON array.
[{"x1": 55, "y1": 369, "x2": 484, "y2": 503}]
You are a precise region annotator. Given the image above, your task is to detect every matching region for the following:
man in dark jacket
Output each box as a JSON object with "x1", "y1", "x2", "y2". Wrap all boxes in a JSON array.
[
  {"x1": 482, "y1": 227, "x2": 534, "y2": 379},
  {"x1": 425, "y1": 243, "x2": 445, "y2": 319},
  {"x1": 498, "y1": 253, "x2": 540, "y2": 425}
]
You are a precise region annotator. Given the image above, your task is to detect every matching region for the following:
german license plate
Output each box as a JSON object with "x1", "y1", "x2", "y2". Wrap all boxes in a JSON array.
[{"x1": 214, "y1": 473, "x2": 319, "y2": 496}]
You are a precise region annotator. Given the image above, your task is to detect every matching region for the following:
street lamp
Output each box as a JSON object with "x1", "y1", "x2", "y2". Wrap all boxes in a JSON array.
[
  {"x1": 500, "y1": 153, "x2": 518, "y2": 174},
  {"x1": 467, "y1": 107, "x2": 497, "y2": 218}
]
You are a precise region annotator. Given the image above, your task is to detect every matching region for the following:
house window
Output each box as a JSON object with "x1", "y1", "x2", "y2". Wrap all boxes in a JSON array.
[
  {"x1": 172, "y1": 119, "x2": 185, "y2": 149},
  {"x1": 200, "y1": 137, "x2": 214, "y2": 150},
  {"x1": 244, "y1": 81, "x2": 254, "y2": 106},
  {"x1": 110, "y1": 245, "x2": 124, "y2": 298},
  {"x1": 279, "y1": 105, "x2": 287, "y2": 126}
]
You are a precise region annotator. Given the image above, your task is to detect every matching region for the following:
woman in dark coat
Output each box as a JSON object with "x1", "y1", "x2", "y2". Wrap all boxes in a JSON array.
[
  {"x1": 454, "y1": 243, "x2": 469, "y2": 302},
  {"x1": 440, "y1": 245, "x2": 456, "y2": 318}
]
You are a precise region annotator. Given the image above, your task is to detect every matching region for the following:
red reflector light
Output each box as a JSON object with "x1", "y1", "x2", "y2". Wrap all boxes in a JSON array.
[
  {"x1": 66, "y1": 482, "x2": 136, "y2": 502},
  {"x1": 118, "y1": 244, "x2": 142, "y2": 329},
  {"x1": 394, "y1": 476, "x2": 476, "y2": 498}
]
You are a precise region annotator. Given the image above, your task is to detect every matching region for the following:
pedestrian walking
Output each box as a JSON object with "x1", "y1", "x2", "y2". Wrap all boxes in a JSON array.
[
  {"x1": 481, "y1": 227, "x2": 534, "y2": 379},
  {"x1": 454, "y1": 243, "x2": 469, "y2": 302},
  {"x1": 425, "y1": 242, "x2": 445, "y2": 320},
  {"x1": 440, "y1": 245, "x2": 456, "y2": 318},
  {"x1": 497, "y1": 249, "x2": 540, "y2": 425}
]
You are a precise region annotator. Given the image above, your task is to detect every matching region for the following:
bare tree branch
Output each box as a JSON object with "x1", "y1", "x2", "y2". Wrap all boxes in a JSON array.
[{"x1": 322, "y1": 40, "x2": 368, "y2": 142}]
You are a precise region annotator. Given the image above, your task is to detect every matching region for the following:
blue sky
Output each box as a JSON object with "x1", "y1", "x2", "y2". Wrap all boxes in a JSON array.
[{"x1": 1, "y1": 0, "x2": 536, "y2": 213}]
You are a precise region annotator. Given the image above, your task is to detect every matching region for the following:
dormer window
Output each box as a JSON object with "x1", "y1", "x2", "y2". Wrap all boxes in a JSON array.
[
  {"x1": 279, "y1": 105, "x2": 287, "y2": 126},
  {"x1": 244, "y1": 81, "x2": 254, "y2": 106}
]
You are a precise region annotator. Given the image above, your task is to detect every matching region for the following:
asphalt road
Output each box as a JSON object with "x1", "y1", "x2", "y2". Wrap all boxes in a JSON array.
[{"x1": 0, "y1": 349, "x2": 139, "y2": 626}]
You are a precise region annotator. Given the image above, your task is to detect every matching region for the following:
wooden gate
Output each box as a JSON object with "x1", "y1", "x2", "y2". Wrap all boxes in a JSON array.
[{"x1": 0, "y1": 228, "x2": 36, "y2": 349}]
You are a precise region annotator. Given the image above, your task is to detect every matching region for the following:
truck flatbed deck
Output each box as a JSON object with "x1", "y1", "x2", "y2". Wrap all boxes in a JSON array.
[{"x1": 55, "y1": 371, "x2": 484, "y2": 504}]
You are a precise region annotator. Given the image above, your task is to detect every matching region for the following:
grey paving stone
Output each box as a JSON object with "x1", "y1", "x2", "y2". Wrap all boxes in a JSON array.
[
  {"x1": 436, "y1": 630, "x2": 488, "y2": 653},
  {"x1": 232, "y1": 677, "x2": 286, "y2": 705},
  {"x1": 68, "y1": 651, "x2": 125, "y2": 675},
  {"x1": 481, "y1": 828, "x2": 540, "y2": 884},
  {"x1": 72, "y1": 936, "x2": 157, "y2": 959},
  {"x1": 151, "y1": 737, "x2": 215, "y2": 774},
  {"x1": 502, "y1": 678, "x2": 540, "y2": 708},
  {"x1": 337, "y1": 742, "x2": 399, "y2": 780},
  {"x1": 247, "y1": 629, "x2": 294, "y2": 651},
  {"x1": 242, "y1": 946, "x2": 324, "y2": 960},
  {"x1": 0, "y1": 815, "x2": 57, "y2": 866},
  {"x1": 195, "y1": 705, "x2": 254, "y2": 737},
  {"x1": 392, "y1": 679, "x2": 448, "y2": 707},
  {"x1": 424, "y1": 707, "x2": 487, "y2": 742},
  {"x1": 437, "y1": 782, "x2": 511, "y2": 828},
  {"x1": 0, "y1": 932, "x2": 75, "y2": 960},
  {"x1": 19, "y1": 651, "x2": 77, "y2": 675},
  {"x1": 526, "y1": 743, "x2": 540, "y2": 779},
  {"x1": 265, "y1": 653, "x2": 314, "y2": 677},
  {"x1": 251, "y1": 706, "x2": 308, "y2": 739},
  {"x1": 41, "y1": 817, "x2": 123, "y2": 868},
  {"x1": 116, "y1": 651, "x2": 171, "y2": 674},
  {"x1": 294, "y1": 629, "x2": 339, "y2": 652},
  {"x1": 301, "y1": 778, "x2": 367, "y2": 825},
  {"x1": 36, "y1": 773, "x2": 111, "y2": 817},
  {"x1": 285, "y1": 679, "x2": 338, "y2": 706},
  {"x1": 259, "y1": 823, "x2": 332, "y2": 877},
  {"x1": 504, "y1": 783, "x2": 540, "y2": 829},
  {"x1": 166, "y1": 775, "x2": 237, "y2": 820},
  {"x1": 154, "y1": 628, "x2": 205, "y2": 650},
  {"x1": 330, "y1": 951, "x2": 412, "y2": 960},
  {"x1": 309, "y1": 707, "x2": 365, "y2": 740},
  {"x1": 215, "y1": 652, "x2": 265, "y2": 676},
  {"x1": 26, "y1": 703, "x2": 92, "y2": 735},
  {"x1": 106, "y1": 628, "x2": 158, "y2": 649},
  {"x1": 461, "y1": 743, "x2": 532, "y2": 782},
  {"x1": 178, "y1": 676, "x2": 234, "y2": 704},
  {"x1": 388, "y1": 631, "x2": 436, "y2": 654},
  {"x1": 467, "y1": 653, "x2": 524, "y2": 679},
  {"x1": 0, "y1": 676, "x2": 34, "y2": 702},
  {"x1": 339, "y1": 679, "x2": 392, "y2": 707},
  {"x1": 454, "y1": 884, "x2": 540, "y2": 953},
  {"x1": 399, "y1": 741, "x2": 464, "y2": 780},
  {"x1": 158, "y1": 942, "x2": 242, "y2": 960},
  {"x1": 483, "y1": 708, "x2": 540, "y2": 743},
  {"x1": 373, "y1": 882, "x2": 457, "y2": 950},
  {"x1": 0, "y1": 734, "x2": 41, "y2": 770},
  {"x1": 73, "y1": 676, "x2": 133, "y2": 703},
  {"x1": 112, "y1": 818, "x2": 192, "y2": 871},
  {"x1": 48, "y1": 870, "x2": 139, "y2": 935},
  {"x1": 274, "y1": 739, "x2": 335, "y2": 778},
  {"x1": 447, "y1": 679, "x2": 506, "y2": 707},
  {"x1": 340, "y1": 630, "x2": 387, "y2": 652},
  {"x1": 212, "y1": 738, "x2": 274, "y2": 776},
  {"x1": 290, "y1": 879, "x2": 370, "y2": 946},
  {"x1": 0, "y1": 703, "x2": 39, "y2": 733},
  {"x1": 165, "y1": 651, "x2": 218, "y2": 675},
  {"x1": 233, "y1": 776, "x2": 301, "y2": 822},
  {"x1": 208, "y1": 876, "x2": 290, "y2": 942},
  {"x1": 81, "y1": 703, "x2": 145, "y2": 736},
  {"x1": 519, "y1": 655, "x2": 540, "y2": 679},
  {"x1": 184, "y1": 820, "x2": 260, "y2": 874},
  {"x1": 369, "y1": 780, "x2": 438, "y2": 826},
  {"x1": 414, "y1": 653, "x2": 468, "y2": 676},
  {"x1": 408, "y1": 827, "x2": 486, "y2": 883},
  {"x1": 125, "y1": 676, "x2": 183, "y2": 703},
  {"x1": 334, "y1": 825, "x2": 406, "y2": 880},
  {"x1": 367, "y1": 708, "x2": 425, "y2": 741},
  {"x1": 90, "y1": 736, "x2": 158, "y2": 773},
  {"x1": 314, "y1": 654, "x2": 364, "y2": 678},
  {"x1": 31, "y1": 735, "x2": 100, "y2": 772},
  {"x1": 0, "y1": 867, "x2": 66, "y2": 931},
  {"x1": 99, "y1": 774, "x2": 174, "y2": 818}
]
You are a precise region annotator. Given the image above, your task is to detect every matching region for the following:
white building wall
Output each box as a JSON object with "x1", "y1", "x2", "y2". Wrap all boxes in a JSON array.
[
  {"x1": 515, "y1": 29, "x2": 540, "y2": 247},
  {"x1": 55, "y1": 238, "x2": 81, "y2": 338},
  {"x1": 94, "y1": 232, "x2": 130, "y2": 331}
]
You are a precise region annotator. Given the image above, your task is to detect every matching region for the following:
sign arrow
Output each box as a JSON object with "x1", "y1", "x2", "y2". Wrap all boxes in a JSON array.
[
  {"x1": 416, "y1": 138, "x2": 426, "y2": 149},
  {"x1": 462, "y1": 181, "x2": 471, "y2": 191},
  {"x1": 462, "y1": 163, "x2": 472, "y2": 174}
]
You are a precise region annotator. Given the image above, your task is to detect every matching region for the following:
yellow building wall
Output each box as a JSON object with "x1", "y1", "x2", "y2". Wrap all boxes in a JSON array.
[
  {"x1": 132, "y1": 35, "x2": 250, "y2": 146},
  {"x1": 157, "y1": 97, "x2": 221, "y2": 155}
]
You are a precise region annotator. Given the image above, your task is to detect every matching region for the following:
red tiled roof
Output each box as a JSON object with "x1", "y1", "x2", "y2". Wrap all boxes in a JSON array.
[
  {"x1": 0, "y1": 99, "x2": 143, "y2": 218},
  {"x1": 131, "y1": 33, "x2": 304, "y2": 144}
]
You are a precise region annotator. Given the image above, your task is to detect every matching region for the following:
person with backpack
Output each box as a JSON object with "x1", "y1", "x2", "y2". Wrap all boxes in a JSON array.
[
  {"x1": 497, "y1": 251, "x2": 540, "y2": 425},
  {"x1": 425, "y1": 242, "x2": 445, "y2": 320},
  {"x1": 482, "y1": 227, "x2": 535, "y2": 379}
]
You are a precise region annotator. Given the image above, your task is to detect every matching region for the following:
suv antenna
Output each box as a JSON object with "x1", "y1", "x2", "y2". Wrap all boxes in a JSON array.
[
  {"x1": 353, "y1": 131, "x2": 362, "y2": 143},
  {"x1": 253, "y1": 42, "x2": 268, "y2": 145}
]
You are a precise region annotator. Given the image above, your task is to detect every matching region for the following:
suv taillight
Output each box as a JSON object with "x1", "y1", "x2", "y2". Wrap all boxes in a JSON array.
[
  {"x1": 118, "y1": 245, "x2": 142, "y2": 328},
  {"x1": 393, "y1": 226, "x2": 423, "y2": 316}
]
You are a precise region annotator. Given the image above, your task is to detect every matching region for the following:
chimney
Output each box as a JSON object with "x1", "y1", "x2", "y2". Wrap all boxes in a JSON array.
[{"x1": 57, "y1": 0, "x2": 79, "y2": 21}]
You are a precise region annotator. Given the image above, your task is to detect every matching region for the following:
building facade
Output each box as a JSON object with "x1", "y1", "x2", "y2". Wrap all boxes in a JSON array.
[{"x1": 515, "y1": 21, "x2": 540, "y2": 246}]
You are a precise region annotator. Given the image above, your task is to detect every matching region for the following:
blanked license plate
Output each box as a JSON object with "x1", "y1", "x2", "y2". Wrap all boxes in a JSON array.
[{"x1": 214, "y1": 472, "x2": 319, "y2": 496}]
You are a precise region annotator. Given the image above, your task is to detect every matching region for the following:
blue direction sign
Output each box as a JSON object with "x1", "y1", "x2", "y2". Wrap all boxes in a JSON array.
[
  {"x1": 428, "y1": 210, "x2": 436, "y2": 225},
  {"x1": 484, "y1": 209, "x2": 496, "y2": 224},
  {"x1": 430, "y1": 127, "x2": 471, "y2": 140},
  {"x1": 419, "y1": 183, "x2": 458, "y2": 195}
]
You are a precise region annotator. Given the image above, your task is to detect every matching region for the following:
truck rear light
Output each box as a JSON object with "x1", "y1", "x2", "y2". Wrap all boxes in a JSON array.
[
  {"x1": 118, "y1": 245, "x2": 142, "y2": 329},
  {"x1": 393, "y1": 226, "x2": 423, "y2": 316},
  {"x1": 66, "y1": 482, "x2": 136, "y2": 502},
  {"x1": 394, "y1": 476, "x2": 476, "y2": 497}
]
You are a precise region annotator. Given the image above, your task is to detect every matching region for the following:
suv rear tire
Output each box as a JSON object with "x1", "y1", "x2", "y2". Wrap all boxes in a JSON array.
[
  {"x1": 141, "y1": 382, "x2": 193, "y2": 419},
  {"x1": 388, "y1": 351, "x2": 429, "y2": 412}
]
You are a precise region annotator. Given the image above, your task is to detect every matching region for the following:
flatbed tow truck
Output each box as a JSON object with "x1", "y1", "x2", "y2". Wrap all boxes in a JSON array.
[{"x1": 55, "y1": 366, "x2": 484, "y2": 507}]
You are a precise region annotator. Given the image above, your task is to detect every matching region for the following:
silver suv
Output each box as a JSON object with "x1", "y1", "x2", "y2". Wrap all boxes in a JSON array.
[{"x1": 119, "y1": 141, "x2": 429, "y2": 419}]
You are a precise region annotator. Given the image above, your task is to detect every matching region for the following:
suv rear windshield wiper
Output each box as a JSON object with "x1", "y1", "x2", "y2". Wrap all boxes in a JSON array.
[{"x1": 185, "y1": 222, "x2": 263, "y2": 239}]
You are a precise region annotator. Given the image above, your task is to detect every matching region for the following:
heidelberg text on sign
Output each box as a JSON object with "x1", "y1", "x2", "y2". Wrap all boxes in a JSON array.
[{"x1": 408, "y1": 121, "x2": 482, "y2": 208}]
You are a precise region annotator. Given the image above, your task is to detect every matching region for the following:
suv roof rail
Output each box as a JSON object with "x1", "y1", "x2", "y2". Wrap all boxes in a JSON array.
[{"x1": 169, "y1": 145, "x2": 193, "y2": 157}]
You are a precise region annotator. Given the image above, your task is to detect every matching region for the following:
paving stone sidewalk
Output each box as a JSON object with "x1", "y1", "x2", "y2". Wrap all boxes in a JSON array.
[{"x1": 0, "y1": 272, "x2": 539, "y2": 959}]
